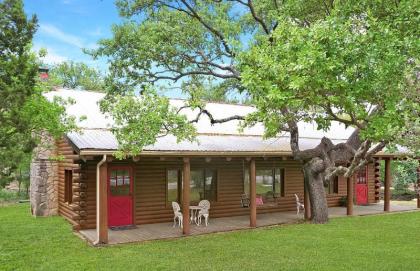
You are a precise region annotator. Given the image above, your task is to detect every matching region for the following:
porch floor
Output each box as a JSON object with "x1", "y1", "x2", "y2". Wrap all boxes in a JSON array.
[{"x1": 79, "y1": 202, "x2": 418, "y2": 245}]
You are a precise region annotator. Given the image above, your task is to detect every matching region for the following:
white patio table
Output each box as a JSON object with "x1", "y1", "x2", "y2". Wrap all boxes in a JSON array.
[{"x1": 189, "y1": 206, "x2": 203, "y2": 225}]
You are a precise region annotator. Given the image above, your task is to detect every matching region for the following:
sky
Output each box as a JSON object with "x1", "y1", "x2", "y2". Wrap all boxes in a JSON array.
[{"x1": 24, "y1": 0, "x2": 121, "y2": 71}]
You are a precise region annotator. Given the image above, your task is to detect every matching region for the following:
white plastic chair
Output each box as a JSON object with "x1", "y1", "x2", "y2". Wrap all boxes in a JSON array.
[
  {"x1": 172, "y1": 202, "x2": 183, "y2": 228},
  {"x1": 294, "y1": 194, "x2": 305, "y2": 216},
  {"x1": 197, "y1": 200, "x2": 210, "y2": 226}
]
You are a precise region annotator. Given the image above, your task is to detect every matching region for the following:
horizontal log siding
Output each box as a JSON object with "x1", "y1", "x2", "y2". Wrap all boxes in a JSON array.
[
  {"x1": 368, "y1": 163, "x2": 377, "y2": 203},
  {"x1": 56, "y1": 138, "x2": 81, "y2": 229},
  {"x1": 80, "y1": 157, "x2": 376, "y2": 229}
]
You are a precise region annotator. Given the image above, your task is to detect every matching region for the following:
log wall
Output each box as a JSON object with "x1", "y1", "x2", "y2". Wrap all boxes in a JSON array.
[
  {"x1": 56, "y1": 138, "x2": 85, "y2": 230},
  {"x1": 77, "y1": 157, "x2": 377, "y2": 229}
]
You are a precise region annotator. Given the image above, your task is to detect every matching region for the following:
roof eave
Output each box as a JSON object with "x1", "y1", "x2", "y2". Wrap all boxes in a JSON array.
[{"x1": 79, "y1": 149, "x2": 294, "y2": 157}]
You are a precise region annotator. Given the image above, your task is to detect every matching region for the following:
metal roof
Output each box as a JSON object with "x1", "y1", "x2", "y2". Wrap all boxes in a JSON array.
[
  {"x1": 45, "y1": 89, "x2": 400, "y2": 156},
  {"x1": 67, "y1": 129, "x2": 347, "y2": 155},
  {"x1": 45, "y1": 88, "x2": 355, "y2": 138}
]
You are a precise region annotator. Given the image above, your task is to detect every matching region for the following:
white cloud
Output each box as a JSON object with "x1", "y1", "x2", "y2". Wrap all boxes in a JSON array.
[
  {"x1": 39, "y1": 23, "x2": 84, "y2": 48},
  {"x1": 88, "y1": 27, "x2": 103, "y2": 37}
]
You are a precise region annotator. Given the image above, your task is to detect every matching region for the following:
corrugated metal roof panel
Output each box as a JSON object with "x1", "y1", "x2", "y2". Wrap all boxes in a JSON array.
[
  {"x1": 47, "y1": 88, "x2": 355, "y2": 140},
  {"x1": 67, "y1": 129, "x2": 346, "y2": 153}
]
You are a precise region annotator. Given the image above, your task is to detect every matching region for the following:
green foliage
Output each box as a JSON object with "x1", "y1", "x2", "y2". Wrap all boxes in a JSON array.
[
  {"x1": 0, "y1": 0, "x2": 76, "y2": 185},
  {"x1": 0, "y1": 189, "x2": 28, "y2": 203},
  {"x1": 47, "y1": 60, "x2": 105, "y2": 91},
  {"x1": 380, "y1": 159, "x2": 419, "y2": 191},
  {"x1": 100, "y1": 88, "x2": 196, "y2": 158},
  {"x1": 92, "y1": 0, "x2": 419, "y2": 158},
  {"x1": 240, "y1": 2, "x2": 419, "y2": 144}
]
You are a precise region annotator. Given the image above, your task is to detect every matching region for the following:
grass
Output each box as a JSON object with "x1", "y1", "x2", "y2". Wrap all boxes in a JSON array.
[{"x1": 1, "y1": 204, "x2": 420, "y2": 271}]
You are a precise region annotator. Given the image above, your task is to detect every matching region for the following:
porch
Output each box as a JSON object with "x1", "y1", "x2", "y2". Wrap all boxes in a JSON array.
[{"x1": 79, "y1": 202, "x2": 418, "y2": 245}]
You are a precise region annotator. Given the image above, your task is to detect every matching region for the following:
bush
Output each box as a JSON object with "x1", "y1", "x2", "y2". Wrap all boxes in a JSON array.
[
  {"x1": 391, "y1": 189, "x2": 417, "y2": 201},
  {"x1": 0, "y1": 189, "x2": 28, "y2": 203},
  {"x1": 339, "y1": 196, "x2": 347, "y2": 206},
  {"x1": 380, "y1": 159, "x2": 419, "y2": 190}
]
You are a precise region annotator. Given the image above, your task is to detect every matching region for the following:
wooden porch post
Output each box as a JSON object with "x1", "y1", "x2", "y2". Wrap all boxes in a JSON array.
[
  {"x1": 417, "y1": 163, "x2": 420, "y2": 209},
  {"x1": 304, "y1": 179, "x2": 311, "y2": 220},
  {"x1": 346, "y1": 175, "x2": 354, "y2": 216},
  {"x1": 384, "y1": 158, "x2": 391, "y2": 212},
  {"x1": 249, "y1": 158, "x2": 256, "y2": 227},
  {"x1": 97, "y1": 161, "x2": 108, "y2": 244},
  {"x1": 177, "y1": 169, "x2": 183, "y2": 205},
  {"x1": 182, "y1": 158, "x2": 191, "y2": 235}
]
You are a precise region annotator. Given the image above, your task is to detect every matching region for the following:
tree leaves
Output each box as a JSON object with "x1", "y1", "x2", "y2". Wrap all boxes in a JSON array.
[
  {"x1": 0, "y1": 0, "x2": 76, "y2": 181},
  {"x1": 47, "y1": 61, "x2": 105, "y2": 92},
  {"x1": 100, "y1": 88, "x2": 196, "y2": 158}
]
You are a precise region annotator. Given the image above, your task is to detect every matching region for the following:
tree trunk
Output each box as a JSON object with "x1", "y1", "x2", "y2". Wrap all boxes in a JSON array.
[{"x1": 303, "y1": 160, "x2": 329, "y2": 224}]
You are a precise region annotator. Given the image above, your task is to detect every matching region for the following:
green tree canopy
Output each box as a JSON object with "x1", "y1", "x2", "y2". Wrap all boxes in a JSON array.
[
  {"x1": 92, "y1": 0, "x2": 419, "y2": 223},
  {"x1": 47, "y1": 60, "x2": 105, "y2": 92},
  {"x1": 0, "y1": 0, "x2": 76, "y2": 183}
]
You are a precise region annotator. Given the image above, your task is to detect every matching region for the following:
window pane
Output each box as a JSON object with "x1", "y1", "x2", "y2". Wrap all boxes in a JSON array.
[
  {"x1": 117, "y1": 175, "x2": 124, "y2": 186},
  {"x1": 110, "y1": 169, "x2": 131, "y2": 196},
  {"x1": 124, "y1": 170, "x2": 130, "y2": 185},
  {"x1": 357, "y1": 167, "x2": 367, "y2": 184},
  {"x1": 191, "y1": 170, "x2": 204, "y2": 202},
  {"x1": 204, "y1": 169, "x2": 217, "y2": 201},
  {"x1": 325, "y1": 176, "x2": 339, "y2": 194},
  {"x1": 167, "y1": 170, "x2": 179, "y2": 203},
  {"x1": 334, "y1": 176, "x2": 339, "y2": 193},
  {"x1": 324, "y1": 182, "x2": 330, "y2": 194},
  {"x1": 274, "y1": 168, "x2": 281, "y2": 195},
  {"x1": 256, "y1": 169, "x2": 273, "y2": 195}
]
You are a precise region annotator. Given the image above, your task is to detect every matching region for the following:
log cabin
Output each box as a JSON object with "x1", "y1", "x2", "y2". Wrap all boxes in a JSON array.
[{"x1": 29, "y1": 88, "x2": 410, "y2": 244}]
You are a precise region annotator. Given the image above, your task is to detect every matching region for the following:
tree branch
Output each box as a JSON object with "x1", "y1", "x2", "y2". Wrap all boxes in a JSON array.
[
  {"x1": 190, "y1": 107, "x2": 245, "y2": 124},
  {"x1": 246, "y1": 0, "x2": 270, "y2": 35},
  {"x1": 180, "y1": 0, "x2": 235, "y2": 57}
]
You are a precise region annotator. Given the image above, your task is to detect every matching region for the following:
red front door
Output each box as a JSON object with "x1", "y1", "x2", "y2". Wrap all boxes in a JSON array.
[
  {"x1": 356, "y1": 166, "x2": 368, "y2": 205},
  {"x1": 108, "y1": 167, "x2": 133, "y2": 227}
]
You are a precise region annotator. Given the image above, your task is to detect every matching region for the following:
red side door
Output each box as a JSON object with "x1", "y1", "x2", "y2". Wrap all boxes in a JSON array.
[
  {"x1": 108, "y1": 166, "x2": 133, "y2": 227},
  {"x1": 356, "y1": 166, "x2": 368, "y2": 205}
]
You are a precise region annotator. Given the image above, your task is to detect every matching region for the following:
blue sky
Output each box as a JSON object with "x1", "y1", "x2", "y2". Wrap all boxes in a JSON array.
[{"x1": 24, "y1": 0, "x2": 121, "y2": 71}]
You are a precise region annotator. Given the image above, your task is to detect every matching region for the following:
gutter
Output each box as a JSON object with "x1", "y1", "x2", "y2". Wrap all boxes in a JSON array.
[
  {"x1": 78, "y1": 149, "x2": 406, "y2": 158},
  {"x1": 94, "y1": 154, "x2": 107, "y2": 245},
  {"x1": 79, "y1": 150, "x2": 293, "y2": 157}
]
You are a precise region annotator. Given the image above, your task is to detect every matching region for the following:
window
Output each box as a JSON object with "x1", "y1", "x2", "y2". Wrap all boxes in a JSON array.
[
  {"x1": 191, "y1": 169, "x2": 217, "y2": 202},
  {"x1": 357, "y1": 166, "x2": 368, "y2": 184},
  {"x1": 64, "y1": 170, "x2": 73, "y2": 203},
  {"x1": 325, "y1": 176, "x2": 339, "y2": 194},
  {"x1": 167, "y1": 169, "x2": 182, "y2": 203},
  {"x1": 109, "y1": 169, "x2": 131, "y2": 196},
  {"x1": 244, "y1": 167, "x2": 285, "y2": 197}
]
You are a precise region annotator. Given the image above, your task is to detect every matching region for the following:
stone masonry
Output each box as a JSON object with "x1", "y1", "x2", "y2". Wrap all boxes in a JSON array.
[{"x1": 30, "y1": 138, "x2": 58, "y2": 216}]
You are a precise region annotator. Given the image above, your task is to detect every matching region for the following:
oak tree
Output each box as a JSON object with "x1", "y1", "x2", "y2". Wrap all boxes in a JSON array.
[{"x1": 93, "y1": 0, "x2": 419, "y2": 223}]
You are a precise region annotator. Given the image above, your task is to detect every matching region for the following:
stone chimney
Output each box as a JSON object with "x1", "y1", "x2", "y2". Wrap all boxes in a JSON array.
[
  {"x1": 39, "y1": 66, "x2": 49, "y2": 81},
  {"x1": 30, "y1": 135, "x2": 58, "y2": 216}
]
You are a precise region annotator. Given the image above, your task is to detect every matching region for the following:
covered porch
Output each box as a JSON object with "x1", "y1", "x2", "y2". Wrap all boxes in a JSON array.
[
  {"x1": 80, "y1": 202, "x2": 418, "y2": 245},
  {"x1": 90, "y1": 155, "x2": 419, "y2": 244}
]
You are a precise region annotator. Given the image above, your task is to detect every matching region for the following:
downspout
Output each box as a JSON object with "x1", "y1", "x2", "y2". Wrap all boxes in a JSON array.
[{"x1": 95, "y1": 154, "x2": 107, "y2": 245}]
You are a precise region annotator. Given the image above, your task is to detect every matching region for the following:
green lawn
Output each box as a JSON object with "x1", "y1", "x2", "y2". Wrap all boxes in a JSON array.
[{"x1": 1, "y1": 204, "x2": 420, "y2": 271}]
